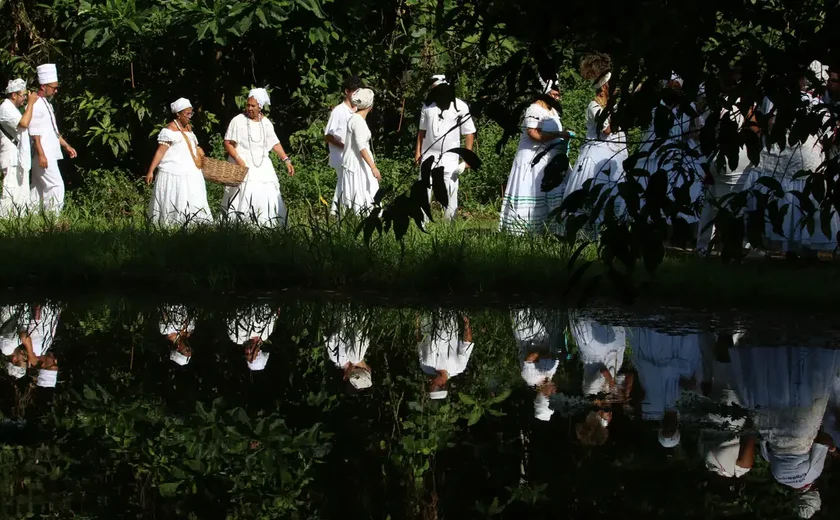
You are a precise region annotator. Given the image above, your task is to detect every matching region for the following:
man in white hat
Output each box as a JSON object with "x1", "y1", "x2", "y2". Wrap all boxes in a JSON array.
[
  {"x1": 418, "y1": 313, "x2": 474, "y2": 400},
  {"x1": 325, "y1": 316, "x2": 373, "y2": 391},
  {"x1": 0, "y1": 80, "x2": 39, "y2": 216},
  {"x1": 414, "y1": 74, "x2": 476, "y2": 222},
  {"x1": 324, "y1": 75, "x2": 362, "y2": 212},
  {"x1": 30, "y1": 63, "x2": 77, "y2": 214}
]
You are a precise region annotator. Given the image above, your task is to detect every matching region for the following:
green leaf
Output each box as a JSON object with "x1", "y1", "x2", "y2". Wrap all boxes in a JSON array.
[
  {"x1": 467, "y1": 407, "x2": 482, "y2": 426},
  {"x1": 458, "y1": 393, "x2": 476, "y2": 405},
  {"x1": 158, "y1": 482, "x2": 180, "y2": 497}
]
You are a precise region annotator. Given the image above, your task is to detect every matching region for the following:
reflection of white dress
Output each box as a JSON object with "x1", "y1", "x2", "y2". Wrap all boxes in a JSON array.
[
  {"x1": 514, "y1": 309, "x2": 562, "y2": 387},
  {"x1": 24, "y1": 304, "x2": 60, "y2": 357},
  {"x1": 222, "y1": 114, "x2": 286, "y2": 227},
  {"x1": 630, "y1": 328, "x2": 703, "y2": 420},
  {"x1": 0, "y1": 305, "x2": 24, "y2": 356},
  {"x1": 325, "y1": 318, "x2": 369, "y2": 368},
  {"x1": 499, "y1": 103, "x2": 567, "y2": 235},
  {"x1": 148, "y1": 127, "x2": 212, "y2": 226},
  {"x1": 159, "y1": 305, "x2": 196, "y2": 336},
  {"x1": 418, "y1": 316, "x2": 473, "y2": 377},
  {"x1": 572, "y1": 317, "x2": 626, "y2": 396},
  {"x1": 334, "y1": 114, "x2": 379, "y2": 214},
  {"x1": 225, "y1": 305, "x2": 277, "y2": 344}
]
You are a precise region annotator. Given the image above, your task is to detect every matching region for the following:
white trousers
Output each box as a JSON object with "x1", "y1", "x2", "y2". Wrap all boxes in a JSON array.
[
  {"x1": 1, "y1": 164, "x2": 31, "y2": 217},
  {"x1": 30, "y1": 159, "x2": 64, "y2": 214},
  {"x1": 426, "y1": 174, "x2": 459, "y2": 222}
]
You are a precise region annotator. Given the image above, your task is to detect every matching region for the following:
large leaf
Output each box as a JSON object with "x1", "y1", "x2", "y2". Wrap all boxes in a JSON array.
[
  {"x1": 445, "y1": 147, "x2": 482, "y2": 170},
  {"x1": 431, "y1": 166, "x2": 449, "y2": 209}
]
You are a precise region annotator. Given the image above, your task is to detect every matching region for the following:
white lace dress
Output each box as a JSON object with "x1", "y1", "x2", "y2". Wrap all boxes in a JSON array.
[{"x1": 148, "y1": 127, "x2": 212, "y2": 226}]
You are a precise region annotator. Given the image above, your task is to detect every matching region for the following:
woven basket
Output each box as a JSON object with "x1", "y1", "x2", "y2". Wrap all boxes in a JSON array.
[{"x1": 202, "y1": 157, "x2": 249, "y2": 186}]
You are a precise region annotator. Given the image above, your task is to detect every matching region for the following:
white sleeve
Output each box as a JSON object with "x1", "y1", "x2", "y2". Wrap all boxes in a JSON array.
[
  {"x1": 0, "y1": 105, "x2": 20, "y2": 136},
  {"x1": 351, "y1": 117, "x2": 371, "y2": 152},
  {"x1": 523, "y1": 104, "x2": 543, "y2": 129},
  {"x1": 419, "y1": 105, "x2": 429, "y2": 131},
  {"x1": 324, "y1": 106, "x2": 343, "y2": 139},
  {"x1": 224, "y1": 116, "x2": 239, "y2": 142},
  {"x1": 156, "y1": 128, "x2": 173, "y2": 146},
  {"x1": 264, "y1": 119, "x2": 281, "y2": 150},
  {"x1": 28, "y1": 101, "x2": 47, "y2": 137},
  {"x1": 458, "y1": 101, "x2": 476, "y2": 135}
]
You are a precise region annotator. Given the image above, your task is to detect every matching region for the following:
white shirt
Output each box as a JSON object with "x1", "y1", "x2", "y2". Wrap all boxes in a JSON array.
[
  {"x1": 418, "y1": 317, "x2": 474, "y2": 377},
  {"x1": 0, "y1": 99, "x2": 30, "y2": 171},
  {"x1": 325, "y1": 102, "x2": 355, "y2": 169},
  {"x1": 326, "y1": 327, "x2": 369, "y2": 368},
  {"x1": 419, "y1": 99, "x2": 476, "y2": 172},
  {"x1": 28, "y1": 97, "x2": 63, "y2": 161},
  {"x1": 25, "y1": 305, "x2": 60, "y2": 357},
  {"x1": 224, "y1": 114, "x2": 281, "y2": 168}
]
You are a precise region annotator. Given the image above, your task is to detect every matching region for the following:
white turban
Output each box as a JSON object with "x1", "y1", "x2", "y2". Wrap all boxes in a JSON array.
[
  {"x1": 539, "y1": 76, "x2": 559, "y2": 94},
  {"x1": 5, "y1": 79, "x2": 26, "y2": 95},
  {"x1": 170, "y1": 98, "x2": 192, "y2": 114},
  {"x1": 658, "y1": 428, "x2": 681, "y2": 448},
  {"x1": 429, "y1": 390, "x2": 448, "y2": 400},
  {"x1": 37, "y1": 368, "x2": 58, "y2": 388},
  {"x1": 534, "y1": 393, "x2": 554, "y2": 421},
  {"x1": 351, "y1": 88, "x2": 374, "y2": 110},
  {"x1": 37, "y1": 64, "x2": 57, "y2": 85},
  {"x1": 662, "y1": 71, "x2": 683, "y2": 88},
  {"x1": 431, "y1": 74, "x2": 448, "y2": 87},
  {"x1": 0, "y1": 338, "x2": 17, "y2": 356},
  {"x1": 248, "y1": 88, "x2": 270, "y2": 108},
  {"x1": 5, "y1": 362, "x2": 25, "y2": 379},
  {"x1": 349, "y1": 367, "x2": 373, "y2": 390},
  {"x1": 698, "y1": 82, "x2": 706, "y2": 97},
  {"x1": 169, "y1": 350, "x2": 191, "y2": 366},
  {"x1": 796, "y1": 489, "x2": 821, "y2": 519},
  {"x1": 809, "y1": 60, "x2": 829, "y2": 84},
  {"x1": 247, "y1": 350, "x2": 270, "y2": 371},
  {"x1": 521, "y1": 359, "x2": 558, "y2": 387},
  {"x1": 593, "y1": 72, "x2": 611, "y2": 90}
]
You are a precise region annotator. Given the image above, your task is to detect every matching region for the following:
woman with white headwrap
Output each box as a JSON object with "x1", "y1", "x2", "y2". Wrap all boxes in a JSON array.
[
  {"x1": 325, "y1": 315, "x2": 373, "y2": 391},
  {"x1": 226, "y1": 304, "x2": 277, "y2": 372},
  {"x1": 0, "y1": 80, "x2": 38, "y2": 216},
  {"x1": 514, "y1": 309, "x2": 564, "y2": 422},
  {"x1": 334, "y1": 88, "x2": 380, "y2": 214},
  {"x1": 146, "y1": 98, "x2": 212, "y2": 226},
  {"x1": 222, "y1": 88, "x2": 294, "y2": 227},
  {"x1": 160, "y1": 305, "x2": 195, "y2": 366},
  {"x1": 498, "y1": 74, "x2": 571, "y2": 235},
  {"x1": 562, "y1": 54, "x2": 628, "y2": 234},
  {"x1": 418, "y1": 313, "x2": 474, "y2": 400}
]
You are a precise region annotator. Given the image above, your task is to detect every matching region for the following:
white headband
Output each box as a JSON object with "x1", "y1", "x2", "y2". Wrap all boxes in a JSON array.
[
  {"x1": 5, "y1": 78, "x2": 26, "y2": 94},
  {"x1": 248, "y1": 88, "x2": 270, "y2": 108},
  {"x1": 170, "y1": 97, "x2": 192, "y2": 114},
  {"x1": 431, "y1": 74, "x2": 448, "y2": 87},
  {"x1": 593, "y1": 72, "x2": 611, "y2": 90}
]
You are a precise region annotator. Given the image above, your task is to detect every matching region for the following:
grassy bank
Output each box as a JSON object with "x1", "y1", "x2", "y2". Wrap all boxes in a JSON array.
[{"x1": 3, "y1": 207, "x2": 840, "y2": 309}]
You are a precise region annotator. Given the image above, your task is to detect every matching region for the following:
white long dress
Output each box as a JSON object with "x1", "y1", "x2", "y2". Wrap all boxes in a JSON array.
[
  {"x1": 418, "y1": 316, "x2": 474, "y2": 378},
  {"x1": 23, "y1": 304, "x2": 60, "y2": 358},
  {"x1": 0, "y1": 304, "x2": 24, "y2": 356},
  {"x1": 159, "y1": 305, "x2": 196, "y2": 337},
  {"x1": 514, "y1": 309, "x2": 563, "y2": 387},
  {"x1": 334, "y1": 114, "x2": 379, "y2": 214},
  {"x1": 563, "y1": 101, "x2": 628, "y2": 227},
  {"x1": 222, "y1": 114, "x2": 287, "y2": 227},
  {"x1": 498, "y1": 103, "x2": 567, "y2": 235},
  {"x1": 572, "y1": 317, "x2": 627, "y2": 397},
  {"x1": 743, "y1": 96, "x2": 837, "y2": 251},
  {"x1": 226, "y1": 305, "x2": 277, "y2": 345},
  {"x1": 325, "y1": 318, "x2": 370, "y2": 368},
  {"x1": 148, "y1": 127, "x2": 212, "y2": 226},
  {"x1": 0, "y1": 99, "x2": 31, "y2": 216}
]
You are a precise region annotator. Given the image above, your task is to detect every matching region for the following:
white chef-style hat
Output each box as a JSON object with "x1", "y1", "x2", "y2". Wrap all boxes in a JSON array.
[{"x1": 37, "y1": 64, "x2": 58, "y2": 85}]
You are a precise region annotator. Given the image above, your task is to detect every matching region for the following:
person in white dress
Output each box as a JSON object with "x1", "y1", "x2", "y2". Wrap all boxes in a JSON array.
[
  {"x1": 222, "y1": 88, "x2": 294, "y2": 227},
  {"x1": 572, "y1": 315, "x2": 631, "y2": 445},
  {"x1": 334, "y1": 88, "x2": 380, "y2": 215},
  {"x1": 30, "y1": 64, "x2": 77, "y2": 215},
  {"x1": 145, "y1": 98, "x2": 213, "y2": 226},
  {"x1": 498, "y1": 75, "x2": 571, "y2": 235},
  {"x1": 325, "y1": 315, "x2": 372, "y2": 391},
  {"x1": 0, "y1": 80, "x2": 38, "y2": 217},
  {"x1": 160, "y1": 304, "x2": 195, "y2": 366},
  {"x1": 563, "y1": 54, "x2": 627, "y2": 235},
  {"x1": 514, "y1": 309, "x2": 564, "y2": 421},
  {"x1": 325, "y1": 75, "x2": 362, "y2": 213},
  {"x1": 1, "y1": 304, "x2": 26, "y2": 380},
  {"x1": 418, "y1": 313, "x2": 474, "y2": 400},
  {"x1": 415, "y1": 75, "x2": 477, "y2": 222},
  {"x1": 226, "y1": 304, "x2": 277, "y2": 371}
]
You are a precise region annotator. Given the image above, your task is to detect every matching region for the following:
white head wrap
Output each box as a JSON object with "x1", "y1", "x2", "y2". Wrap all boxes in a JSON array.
[
  {"x1": 351, "y1": 88, "x2": 374, "y2": 110},
  {"x1": 796, "y1": 489, "x2": 821, "y2": 519},
  {"x1": 5, "y1": 79, "x2": 26, "y2": 95},
  {"x1": 809, "y1": 60, "x2": 829, "y2": 84},
  {"x1": 698, "y1": 82, "x2": 706, "y2": 97},
  {"x1": 349, "y1": 367, "x2": 373, "y2": 390},
  {"x1": 170, "y1": 98, "x2": 192, "y2": 114},
  {"x1": 247, "y1": 350, "x2": 270, "y2": 371},
  {"x1": 5, "y1": 362, "x2": 25, "y2": 379},
  {"x1": 534, "y1": 393, "x2": 554, "y2": 421},
  {"x1": 0, "y1": 338, "x2": 17, "y2": 356},
  {"x1": 37, "y1": 64, "x2": 58, "y2": 85},
  {"x1": 37, "y1": 368, "x2": 58, "y2": 388},
  {"x1": 248, "y1": 88, "x2": 270, "y2": 108},
  {"x1": 431, "y1": 74, "x2": 448, "y2": 87},
  {"x1": 169, "y1": 350, "x2": 191, "y2": 366},
  {"x1": 539, "y1": 76, "x2": 559, "y2": 94},
  {"x1": 429, "y1": 390, "x2": 448, "y2": 400},
  {"x1": 661, "y1": 72, "x2": 684, "y2": 88},
  {"x1": 658, "y1": 428, "x2": 681, "y2": 448},
  {"x1": 593, "y1": 72, "x2": 611, "y2": 90}
]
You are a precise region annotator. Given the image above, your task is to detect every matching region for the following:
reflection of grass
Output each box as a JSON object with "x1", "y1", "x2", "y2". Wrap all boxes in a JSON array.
[{"x1": 1, "y1": 209, "x2": 839, "y2": 309}]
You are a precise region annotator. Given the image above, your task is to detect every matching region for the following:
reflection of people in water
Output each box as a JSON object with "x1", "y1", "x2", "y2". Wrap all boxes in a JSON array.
[
  {"x1": 418, "y1": 313, "x2": 474, "y2": 400},
  {"x1": 160, "y1": 305, "x2": 195, "y2": 366},
  {"x1": 698, "y1": 333, "x2": 755, "y2": 479},
  {"x1": 630, "y1": 327, "x2": 704, "y2": 449},
  {"x1": 325, "y1": 317, "x2": 372, "y2": 391},
  {"x1": 1, "y1": 304, "x2": 26, "y2": 379},
  {"x1": 515, "y1": 309, "x2": 564, "y2": 422},
  {"x1": 20, "y1": 303, "x2": 61, "y2": 384},
  {"x1": 226, "y1": 305, "x2": 278, "y2": 371},
  {"x1": 36, "y1": 351, "x2": 58, "y2": 388},
  {"x1": 729, "y1": 341, "x2": 840, "y2": 518},
  {"x1": 572, "y1": 316, "x2": 631, "y2": 444}
]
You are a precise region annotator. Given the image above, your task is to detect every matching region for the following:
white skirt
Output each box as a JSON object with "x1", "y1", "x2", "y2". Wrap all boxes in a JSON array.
[
  {"x1": 0, "y1": 164, "x2": 31, "y2": 217},
  {"x1": 637, "y1": 144, "x2": 704, "y2": 224},
  {"x1": 148, "y1": 168, "x2": 212, "y2": 226},
  {"x1": 498, "y1": 146, "x2": 565, "y2": 235},
  {"x1": 332, "y1": 165, "x2": 378, "y2": 215},
  {"x1": 563, "y1": 137, "x2": 627, "y2": 225},
  {"x1": 221, "y1": 161, "x2": 286, "y2": 227}
]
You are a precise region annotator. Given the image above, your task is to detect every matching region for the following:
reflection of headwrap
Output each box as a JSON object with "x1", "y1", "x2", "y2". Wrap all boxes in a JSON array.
[
  {"x1": 247, "y1": 350, "x2": 270, "y2": 371},
  {"x1": 539, "y1": 76, "x2": 559, "y2": 94},
  {"x1": 0, "y1": 339, "x2": 17, "y2": 356},
  {"x1": 429, "y1": 390, "x2": 448, "y2": 400},
  {"x1": 534, "y1": 393, "x2": 554, "y2": 421},
  {"x1": 37, "y1": 369, "x2": 58, "y2": 388},
  {"x1": 37, "y1": 64, "x2": 57, "y2": 85},
  {"x1": 351, "y1": 88, "x2": 374, "y2": 110},
  {"x1": 698, "y1": 82, "x2": 706, "y2": 98},
  {"x1": 248, "y1": 88, "x2": 270, "y2": 108},
  {"x1": 169, "y1": 350, "x2": 191, "y2": 366},
  {"x1": 661, "y1": 71, "x2": 684, "y2": 88},
  {"x1": 809, "y1": 60, "x2": 829, "y2": 84},
  {"x1": 5, "y1": 79, "x2": 26, "y2": 95},
  {"x1": 796, "y1": 489, "x2": 821, "y2": 519},
  {"x1": 170, "y1": 98, "x2": 192, "y2": 114},
  {"x1": 431, "y1": 74, "x2": 448, "y2": 87},
  {"x1": 5, "y1": 362, "x2": 25, "y2": 379},
  {"x1": 349, "y1": 367, "x2": 373, "y2": 390},
  {"x1": 658, "y1": 428, "x2": 681, "y2": 448}
]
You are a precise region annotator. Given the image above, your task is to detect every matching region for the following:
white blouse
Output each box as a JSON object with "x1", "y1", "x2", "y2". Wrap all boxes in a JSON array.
[
  {"x1": 224, "y1": 114, "x2": 281, "y2": 170},
  {"x1": 157, "y1": 127, "x2": 202, "y2": 176}
]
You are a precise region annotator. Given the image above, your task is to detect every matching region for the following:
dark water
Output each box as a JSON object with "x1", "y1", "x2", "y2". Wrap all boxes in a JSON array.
[{"x1": 1, "y1": 298, "x2": 838, "y2": 519}]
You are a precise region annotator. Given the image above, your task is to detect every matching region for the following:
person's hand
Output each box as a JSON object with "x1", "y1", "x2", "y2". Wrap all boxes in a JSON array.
[
  {"x1": 235, "y1": 156, "x2": 247, "y2": 168},
  {"x1": 145, "y1": 171, "x2": 154, "y2": 185},
  {"x1": 37, "y1": 154, "x2": 48, "y2": 169},
  {"x1": 414, "y1": 150, "x2": 422, "y2": 164},
  {"x1": 27, "y1": 91, "x2": 40, "y2": 105},
  {"x1": 372, "y1": 166, "x2": 382, "y2": 181},
  {"x1": 64, "y1": 145, "x2": 77, "y2": 159},
  {"x1": 285, "y1": 160, "x2": 295, "y2": 176},
  {"x1": 197, "y1": 147, "x2": 206, "y2": 159}
]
